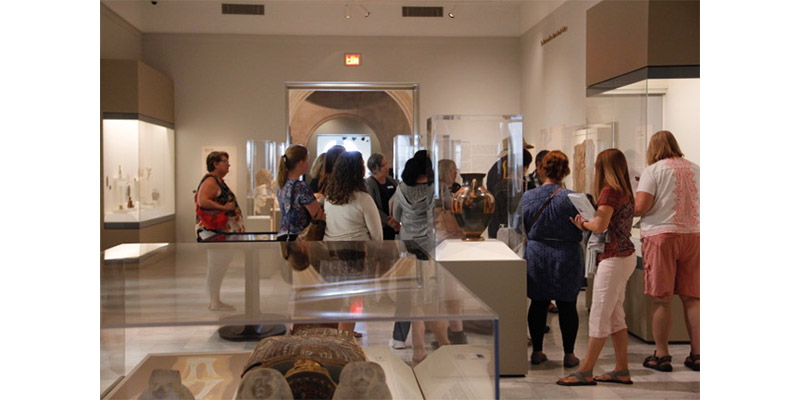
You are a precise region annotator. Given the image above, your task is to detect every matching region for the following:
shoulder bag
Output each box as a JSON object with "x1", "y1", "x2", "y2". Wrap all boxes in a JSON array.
[
  {"x1": 291, "y1": 181, "x2": 326, "y2": 241},
  {"x1": 525, "y1": 187, "x2": 563, "y2": 232},
  {"x1": 195, "y1": 175, "x2": 228, "y2": 231}
]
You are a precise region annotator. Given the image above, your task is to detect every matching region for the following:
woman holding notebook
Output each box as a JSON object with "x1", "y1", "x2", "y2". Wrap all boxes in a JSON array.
[{"x1": 557, "y1": 148, "x2": 636, "y2": 386}]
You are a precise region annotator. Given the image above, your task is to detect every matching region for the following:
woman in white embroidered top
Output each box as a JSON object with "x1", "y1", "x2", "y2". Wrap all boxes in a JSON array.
[
  {"x1": 323, "y1": 151, "x2": 383, "y2": 242},
  {"x1": 634, "y1": 130, "x2": 700, "y2": 373}
]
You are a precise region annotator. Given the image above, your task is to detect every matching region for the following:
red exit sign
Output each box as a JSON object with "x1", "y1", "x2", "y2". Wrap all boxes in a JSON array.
[{"x1": 345, "y1": 53, "x2": 361, "y2": 66}]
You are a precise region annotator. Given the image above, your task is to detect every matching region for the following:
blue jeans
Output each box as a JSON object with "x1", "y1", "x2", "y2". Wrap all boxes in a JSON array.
[{"x1": 392, "y1": 321, "x2": 411, "y2": 341}]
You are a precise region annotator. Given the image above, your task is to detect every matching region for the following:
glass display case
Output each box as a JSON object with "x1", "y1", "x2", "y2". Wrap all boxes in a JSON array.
[
  {"x1": 586, "y1": 77, "x2": 700, "y2": 193},
  {"x1": 101, "y1": 243, "x2": 175, "y2": 397},
  {"x1": 245, "y1": 139, "x2": 279, "y2": 232},
  {"x1": 102, "y1": 117, "x2": 175, "y2": 228},
  {"x1": 539, "y1": 123, "x2": 615, "y2": 194},
  {"x1": 100, "y1": 240, "x2": 499, "y2": 399},
  {"x1": 427, "y1": 115, "x2": 525, "y2": 247},
  {"x1": 392, "y1": 134, "x2": 425, "y2": 181},
  {"x1": 585, "y1": 76, "x2": 699, "y2": 342}
]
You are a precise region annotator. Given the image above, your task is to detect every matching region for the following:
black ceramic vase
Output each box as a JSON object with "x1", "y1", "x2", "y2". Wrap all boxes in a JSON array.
[{"x1": 451, "y1": 173, "x2": 495, "y2": 241}]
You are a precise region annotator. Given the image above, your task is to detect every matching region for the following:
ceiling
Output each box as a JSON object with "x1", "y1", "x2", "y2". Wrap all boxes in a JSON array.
[{"x1": 101, "y1": 0, "x2": 568, "y2": 37}]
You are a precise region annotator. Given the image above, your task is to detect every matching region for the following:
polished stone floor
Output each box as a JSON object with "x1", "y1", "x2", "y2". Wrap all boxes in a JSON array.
[{"x1": 114, "y1": 291, "x2": 699, "y2": 399}]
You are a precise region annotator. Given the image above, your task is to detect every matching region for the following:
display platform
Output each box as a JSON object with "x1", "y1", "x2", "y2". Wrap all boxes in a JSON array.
[
  {"x1": 104, "y1": 351, "x2": 250, "y2": 400},
  {"x1": 435, "y1": 239, "x2": 527, "y2": 376},
  {"x1": 101, "y1": 240, "x2": 500, "y2": 398},
  {"x1": 103, "y1": 344, "x2": 493, "y2": 400}
]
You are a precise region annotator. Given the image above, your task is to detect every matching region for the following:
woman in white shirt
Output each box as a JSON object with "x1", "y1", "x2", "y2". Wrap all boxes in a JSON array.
[
  {"x1": 634, "y1": 130, "x2": 700, "y2": 372},
  {"x1": 323, "y1": 151, "x2": 383, "y2": 242},
  {"x1": 323, "y1": 151, "x2": 383, "y2": 334}
]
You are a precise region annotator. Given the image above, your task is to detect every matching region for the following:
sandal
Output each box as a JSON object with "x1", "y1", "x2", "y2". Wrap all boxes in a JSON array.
[
  {"x1": 643, "y1": 351, "x2": 673, "y2": 372},
  {"x1": 594, "y1": 369, "x2": 633, "y2": 385},
  {"x1": 684, "y1": 354, "x2": 700, "y2": 371},
  {"x1": 556, "y1": 370, "x2": 597, "y2": 386}
]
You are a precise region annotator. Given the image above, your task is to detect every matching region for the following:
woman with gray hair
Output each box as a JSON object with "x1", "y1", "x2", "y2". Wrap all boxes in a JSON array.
[{"x1": 364, "y1": 153, "x2": 401, "y2": 240}]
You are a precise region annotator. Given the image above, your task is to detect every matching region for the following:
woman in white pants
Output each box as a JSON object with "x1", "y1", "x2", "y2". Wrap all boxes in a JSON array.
[{"x1": 557, "y1": 149, "x2": 637, "y2": 386}]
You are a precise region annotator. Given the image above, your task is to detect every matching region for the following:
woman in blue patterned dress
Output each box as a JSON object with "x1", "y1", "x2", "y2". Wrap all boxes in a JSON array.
[
  {"x1": 522, "y1": 150, "x2": 583, "y2": 368},
  {"x1": 276, "y1": 144, "x2": 325, "y2": 242}
]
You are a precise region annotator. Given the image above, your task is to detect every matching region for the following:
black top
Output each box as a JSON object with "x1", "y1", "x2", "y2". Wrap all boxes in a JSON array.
[{"x1": 375, "y1": 177, "x2": 395, "y2": 215}]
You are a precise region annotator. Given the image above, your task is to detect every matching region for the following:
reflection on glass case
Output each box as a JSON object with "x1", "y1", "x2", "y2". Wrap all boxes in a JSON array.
[
  {"x1": 102, "y1": 118, "x2": 175, "y2": 228},
  {"x1": 246, "y1": 140, "x2": 278, "y2": 232},
  {"x1": 586, "y1": 78, "x2": 700, "y2": 194},
  {"x1": 100, "y1": 240, "x2": 499, "y2": 399},
  {"x1": 539, "y1": 123, "x2": 615, "y2": 193},
  {"x1": 428, "y1": 115, "x2": 524, "y2": 248},
  {"x1": 392, "y1": 134, "x2": 425, "y2": 181}
]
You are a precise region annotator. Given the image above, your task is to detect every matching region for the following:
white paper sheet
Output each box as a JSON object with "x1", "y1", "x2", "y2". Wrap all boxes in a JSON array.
[{"x1": 567, "y1": 193, "x2": 596, "y2": 220}]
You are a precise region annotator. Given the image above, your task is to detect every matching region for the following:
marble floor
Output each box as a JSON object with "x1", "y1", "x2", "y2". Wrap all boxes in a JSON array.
[{"x1": 109, "y1": 291, "x2": 699, "y2": 399}]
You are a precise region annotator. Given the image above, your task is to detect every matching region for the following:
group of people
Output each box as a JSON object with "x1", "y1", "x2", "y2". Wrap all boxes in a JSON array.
[
  {"x1": 193, "y1": 130, "x2": 700, "y2": 384},
  {"x1": 519, "y1": 131, "x2": 699, "y2": 386}
]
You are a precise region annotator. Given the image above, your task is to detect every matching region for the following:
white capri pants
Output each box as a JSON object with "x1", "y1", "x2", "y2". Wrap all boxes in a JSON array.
[{"x1": 589, "y1": 254, "x2": 637, "y2": 338}]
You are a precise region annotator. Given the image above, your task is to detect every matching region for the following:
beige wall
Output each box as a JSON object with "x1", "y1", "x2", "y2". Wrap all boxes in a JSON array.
[
  {"x1": 100, "y1": 4, "x2": 142, "y2": 60},
  {"x1": 139, "y1": 34, "x2": 521, "y2": 242}
]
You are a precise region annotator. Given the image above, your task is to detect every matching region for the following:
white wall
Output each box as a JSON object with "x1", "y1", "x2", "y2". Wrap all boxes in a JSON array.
[
  {"x1": 140, "y1": 34, "x2": 521, "y2": 242},
  {"x1": 520, "y1": 1, "x2": 599, "y2": 150},
  {"x1": 664, "y1": 79, "x2": 700, "y2": 164}
]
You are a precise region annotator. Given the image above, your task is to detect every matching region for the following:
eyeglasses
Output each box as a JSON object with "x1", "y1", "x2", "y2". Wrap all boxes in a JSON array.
[{"x1": 219, "y1": 160, "x2": 230, "y2": 165}]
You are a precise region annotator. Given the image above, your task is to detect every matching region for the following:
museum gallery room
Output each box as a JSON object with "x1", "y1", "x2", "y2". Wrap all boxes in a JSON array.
[{"x1": 93, "y1": 0, "x2": 715, "y2": 398}]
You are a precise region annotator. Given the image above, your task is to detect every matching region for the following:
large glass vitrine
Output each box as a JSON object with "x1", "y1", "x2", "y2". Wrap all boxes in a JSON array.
[
  {"x1": 245, "y1": 139, "x2": 279, "y2": 232},
  {"x1": 427, "y1": 115, "x2": 525, "y2": 248},
  {"x1": 101, "y1": 240, "x2": 499, "y2": 399},
  {"x1": 102, "y1": 118, "x2": 176, "y2": 228}
]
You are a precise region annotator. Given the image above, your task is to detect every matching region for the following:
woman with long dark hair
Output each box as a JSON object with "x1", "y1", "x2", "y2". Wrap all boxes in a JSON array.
[
  {"x1": 323, "y1": 151, "x2": 382, "y2": 241},
  {"x1": 558, "y1": 148, "x2": 637, "y2": 386}
]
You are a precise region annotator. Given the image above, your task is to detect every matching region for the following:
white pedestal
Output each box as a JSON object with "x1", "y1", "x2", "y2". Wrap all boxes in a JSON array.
[{"x1": 435, "y1": 239, "x2": 528, "y2": 376}]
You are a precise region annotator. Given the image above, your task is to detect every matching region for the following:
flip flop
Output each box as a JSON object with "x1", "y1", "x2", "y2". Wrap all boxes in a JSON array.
[
  {"x1": 556, "y1": 370, "x2": 597, "y2": 386},
  {"x1": 594, "y1": 369, "x2": 633, "y2": 385}
]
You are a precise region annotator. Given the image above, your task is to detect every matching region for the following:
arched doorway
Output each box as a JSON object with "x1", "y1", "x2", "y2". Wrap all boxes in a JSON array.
[{"x1": 285, "y1": 82, "x2": 419, "y2": 173}]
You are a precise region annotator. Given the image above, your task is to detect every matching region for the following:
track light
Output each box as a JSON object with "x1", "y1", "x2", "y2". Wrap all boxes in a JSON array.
[
  {"x1": 359, "y1": 4, "x2": 371, "y2": 18},
  {"x1": 448, "y1": 5, "x2": 457, "y2": 18},
  {"x1": 345, "y1": 3, "x2": 351, "y2": 19}
]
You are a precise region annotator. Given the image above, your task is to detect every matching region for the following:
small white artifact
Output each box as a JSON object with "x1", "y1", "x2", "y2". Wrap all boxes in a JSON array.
[
  {"x1": 138, "y1": 369, "x2": 195, "y2": 400},
  {"x1": 235, "y1": 368, "x2": 293, "y2": 400},
  {"x1": 332, "y1": 361, "x2": 392, "y2": 400}
]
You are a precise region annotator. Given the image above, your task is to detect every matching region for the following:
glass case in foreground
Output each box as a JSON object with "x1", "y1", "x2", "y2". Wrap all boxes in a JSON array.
[
  {"x1": 101, "y1": 240, "x2": 499, "y2": 399},
  {"x1": 427, "y1": 115, "x2": 525, "y2": 249},
  {"x1": 102, "y1": 117, "x2": 175, "y2": 228}
]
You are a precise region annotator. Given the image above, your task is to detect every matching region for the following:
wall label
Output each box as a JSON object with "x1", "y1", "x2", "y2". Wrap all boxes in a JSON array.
[{"x1": 541, "y1": 26, "x2": 567, "y2": 46}]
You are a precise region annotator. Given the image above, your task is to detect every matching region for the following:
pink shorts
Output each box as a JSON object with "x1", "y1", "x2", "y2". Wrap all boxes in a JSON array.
[{"x1": 642, "y1": 232, "x2": 700, "y2": 299}]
